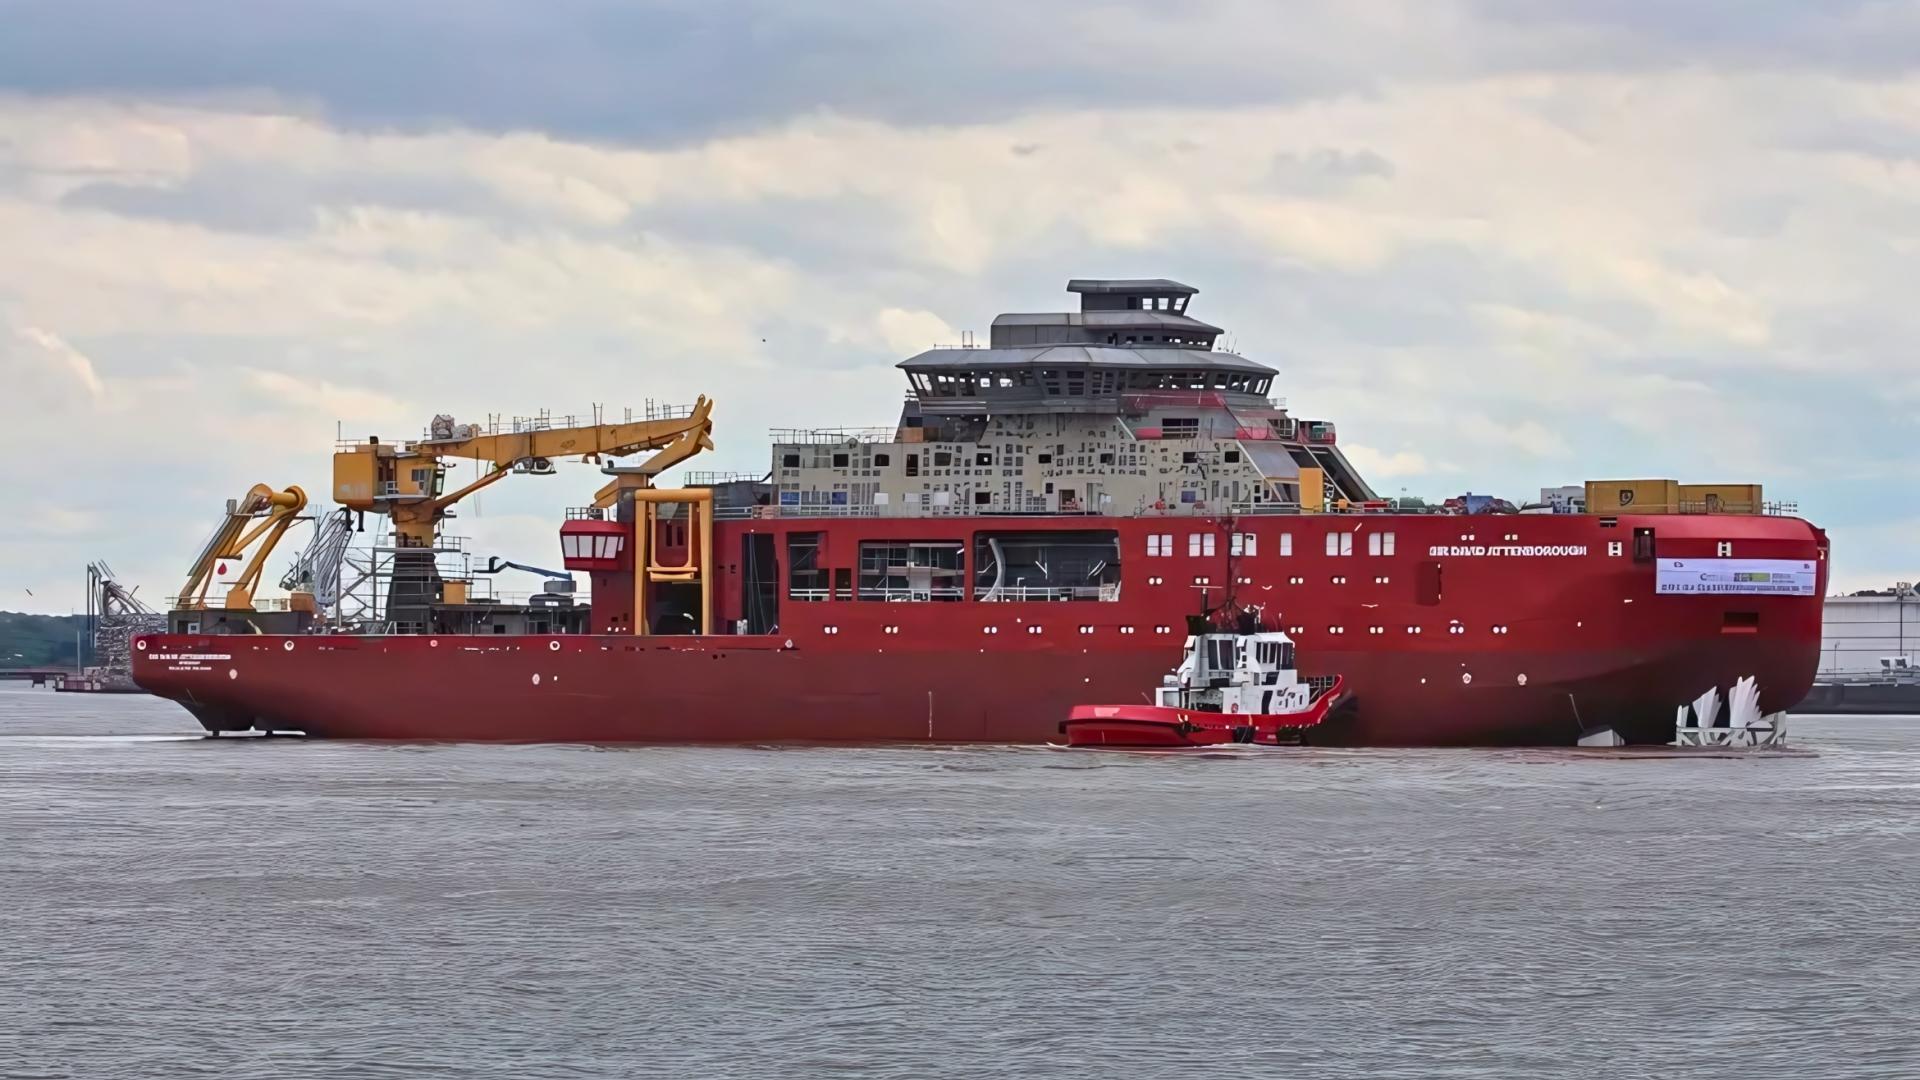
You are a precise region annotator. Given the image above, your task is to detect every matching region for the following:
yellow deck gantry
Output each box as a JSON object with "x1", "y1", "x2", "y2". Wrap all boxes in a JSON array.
[{"x1": 177, "y1": 484, "x2": 309, "y2": 611}]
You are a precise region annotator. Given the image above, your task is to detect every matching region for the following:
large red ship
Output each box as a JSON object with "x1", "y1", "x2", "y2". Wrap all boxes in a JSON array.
[{"x1": 133, "y1": 279, "x2": 1827, "y2": 745}]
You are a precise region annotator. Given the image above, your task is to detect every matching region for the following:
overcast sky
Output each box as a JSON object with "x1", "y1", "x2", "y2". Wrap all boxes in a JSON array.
[{"x1": 3, "y1": 1, "x2": 1918, "y2": 613}]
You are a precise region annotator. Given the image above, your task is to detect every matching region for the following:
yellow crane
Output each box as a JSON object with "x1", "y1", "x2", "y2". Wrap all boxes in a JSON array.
[
  {"x1": 177, "y1": 484, "x2": 309, "y2": 611},
  {"x1": 331, "y1": 398, "x2": 715, "y2": 549}
]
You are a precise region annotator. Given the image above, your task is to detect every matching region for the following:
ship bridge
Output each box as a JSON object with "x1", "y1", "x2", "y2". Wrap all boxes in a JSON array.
[{"x1": 767, "y1": 279, "x2": 1376, "y2": 517}]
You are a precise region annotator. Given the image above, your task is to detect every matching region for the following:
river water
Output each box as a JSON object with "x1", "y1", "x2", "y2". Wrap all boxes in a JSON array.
[{"x1": 1, "y1": 684, "x2": 1916, "y2": 1079}]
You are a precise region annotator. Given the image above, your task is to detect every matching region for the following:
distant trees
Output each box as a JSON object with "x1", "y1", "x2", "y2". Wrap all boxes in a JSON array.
[{"x1": 0, "y1": 612, "x2": 86, "y2": 668}]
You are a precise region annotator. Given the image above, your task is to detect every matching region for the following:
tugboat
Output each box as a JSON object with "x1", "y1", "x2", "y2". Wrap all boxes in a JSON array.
[{"x1": 1058, "y1": 608, "x2": 1347, "y2": 750}]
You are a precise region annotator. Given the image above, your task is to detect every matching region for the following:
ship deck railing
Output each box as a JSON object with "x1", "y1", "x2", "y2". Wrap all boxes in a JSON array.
[
  {"x1": 769, "y1": 427, "x2": 900, "y2": 445},
  {"x1": 714, "y1": 502, "x2": 1314, "y2": 521},
  {"x1": 164, "y1": 596, "x2": 302, "y2": 612},
  {"x1": 975, "y1": 584, "x2": 1121, "y2": 602},
  {"x1": 684, "y1": 471, "x2": 767, "y2": 486}
]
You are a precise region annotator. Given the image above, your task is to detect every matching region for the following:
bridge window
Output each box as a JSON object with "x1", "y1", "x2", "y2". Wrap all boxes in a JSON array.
[
  {"x1": 1188, "y1": 533, "x2": 1216, "y2": 557},
  {"x1": 1147, "y1": 533, "x2": 1172, "y2": 557},
  {"x1": 1163, "y1": 417, "x2": 1200, "y2": 439},
  {"x1": 975, "y1": 530, "x2": 1120, "y2": 602},
  {"x1": 859, "y1": 541, "x2": 964, "y2": 601},
  {"x1": 1367, "y1": 531, "x2": 1397, "y2": 556}
]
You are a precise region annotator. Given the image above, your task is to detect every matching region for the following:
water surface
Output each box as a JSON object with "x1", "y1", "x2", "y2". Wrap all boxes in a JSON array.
[{"x1": 2, "y1": 684, "x2": 1916, "y2": 1079}]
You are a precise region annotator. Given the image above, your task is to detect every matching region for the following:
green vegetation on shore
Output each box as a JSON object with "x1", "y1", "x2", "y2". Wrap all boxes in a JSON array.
[{"x1": 0, "y1": 612, "x2": 86, "y2": 669}]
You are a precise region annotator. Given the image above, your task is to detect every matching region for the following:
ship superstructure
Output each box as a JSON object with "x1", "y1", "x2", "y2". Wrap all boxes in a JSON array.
[
  {"x1": 133, "y1": 279, "x2": 1830, "y2": 746},
  {"x1": 771, "y1": 278, "x2": 1371, "y2": 520}
]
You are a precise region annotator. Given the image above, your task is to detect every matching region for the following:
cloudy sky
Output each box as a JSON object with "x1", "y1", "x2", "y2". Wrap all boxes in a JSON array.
[{"x1": 3, "y1": 1, "x2": 1918, "y2": 613}]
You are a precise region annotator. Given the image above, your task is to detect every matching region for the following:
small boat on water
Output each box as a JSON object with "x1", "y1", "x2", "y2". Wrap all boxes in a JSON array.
[{"x1": 1059, "y1": 609, "x2": 1346, "y2": 750}]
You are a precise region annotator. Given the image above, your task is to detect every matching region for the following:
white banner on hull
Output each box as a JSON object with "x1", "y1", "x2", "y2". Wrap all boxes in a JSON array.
[{"x1": 1655, "y1": 558, "x2": 1817, "y2": 596}]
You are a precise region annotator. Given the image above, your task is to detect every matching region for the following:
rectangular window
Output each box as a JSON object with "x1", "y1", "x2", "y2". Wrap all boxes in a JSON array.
[
  {"x1": 934, "y1": 452, "x2": 953, "y2": 467},
  {"x1": 1229, "y1": 533, "x2": 1258, "y2": 557},
  {"x1": 976, "y1": 530, "x2": 1121, "y2": 601},
  {"x1": 786, "y1": 533, "x2": 828, "y2": 601},
  {"x1": 832, "y1": 453, "x2": 849, "y2": 468},
  {"x1": 905, "y1": 453, "x2": 919, "y2": 477},
  {"x1": 1280, "y1": 533, "x2": 1293, "y2": 557},
  {"x1": 1368, "y1": 533, "x2": 1383, "y2": 556},
  {"x1": 1326, "y1": 533, "x2": 1339, "y2": 556},
  {"x1": 1163, "y1": 417, "x2": 1200, "y2": 439},
  {"x1": 858, "y1": 540, "x2": 965, "y2": 601},
  {"x1": 874, "y1": 453, "x2": 890, "y2": 467},
  {"x1": 782, "y1": 453, "x2": 800, "y2": 468},
  {"x1": 1187, "y1": 533, "x2": 1216, "y2": 557},
  {"x1": 1147, "y1": 534, "x2": 1172, "y2": 557}
]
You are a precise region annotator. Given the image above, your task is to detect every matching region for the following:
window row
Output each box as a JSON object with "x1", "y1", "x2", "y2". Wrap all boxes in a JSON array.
[
  {"x1": 1141, "y1": 531, "x2": 1395, "y2": 558},
  {"x1": 561, "y1": 534, "x2": 623, "y2": 560}
]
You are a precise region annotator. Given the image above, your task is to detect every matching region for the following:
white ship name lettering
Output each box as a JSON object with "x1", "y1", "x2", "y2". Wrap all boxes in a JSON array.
[{"x1": 1426, "y1": 545, "x2": 1589, "y2": 558}]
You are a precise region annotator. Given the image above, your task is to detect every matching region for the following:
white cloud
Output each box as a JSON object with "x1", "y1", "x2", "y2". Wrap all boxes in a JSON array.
[
  {"x1": 9, "y1": 325, "x2": 105, "y2": 402},
  {"x1": 1340, "y1": 445, "x2": 1443, "y2": 479},
  {"x1": 2, "y1": 57, "x2": 1918, "y2": 607}
]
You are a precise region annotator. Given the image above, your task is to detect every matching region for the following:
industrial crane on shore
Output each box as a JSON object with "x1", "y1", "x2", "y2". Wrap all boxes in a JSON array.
[{"x1": 331, "y1": 398, "x2": 715, "y2": 549}]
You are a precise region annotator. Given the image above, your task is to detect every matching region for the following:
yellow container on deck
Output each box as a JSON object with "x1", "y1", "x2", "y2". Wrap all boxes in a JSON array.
[
  {"x1": 1585, "y1": 479, "x2": 1680, "y2": 515},
  {"x1": 1679, "y1": 483, "x2": 1764, "y2": 515}
]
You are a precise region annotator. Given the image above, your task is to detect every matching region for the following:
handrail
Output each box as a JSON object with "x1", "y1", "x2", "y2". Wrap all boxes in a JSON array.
[{"x1": 769, "y1": 427, "x2": 899, "y2": 445}]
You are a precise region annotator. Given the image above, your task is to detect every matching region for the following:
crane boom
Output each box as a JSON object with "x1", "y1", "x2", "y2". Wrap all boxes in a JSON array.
[
  {"x1": 423, "y1": 397, "x2": 715, "y2": 469},
  {"x1": 333, "y1": 397, "x2": 715, "y2": 548}
]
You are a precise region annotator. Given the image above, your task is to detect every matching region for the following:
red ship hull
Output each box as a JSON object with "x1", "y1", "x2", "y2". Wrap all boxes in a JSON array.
[
  {"x1": 131, "y1": 509, "x2": 1827, "y2": 748},
  {"x1": 128, "y1": 633, "x2": 1817, "y2": 745}
]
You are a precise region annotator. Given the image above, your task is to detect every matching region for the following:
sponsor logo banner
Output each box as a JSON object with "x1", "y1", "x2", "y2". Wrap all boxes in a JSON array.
[{"x1": 1655, "y1": 558, "x2": 1817, "y2": 596}]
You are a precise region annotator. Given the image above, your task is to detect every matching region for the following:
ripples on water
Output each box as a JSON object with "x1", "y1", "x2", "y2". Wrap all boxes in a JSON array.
[{"x1": 1, "y1": 684, "x2": 1917, "y2": 1079}]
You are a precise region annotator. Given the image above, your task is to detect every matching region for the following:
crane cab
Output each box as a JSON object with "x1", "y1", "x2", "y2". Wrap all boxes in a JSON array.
[{"x1": 560, "y1": 514, "x2": 631, "y2": 572}]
